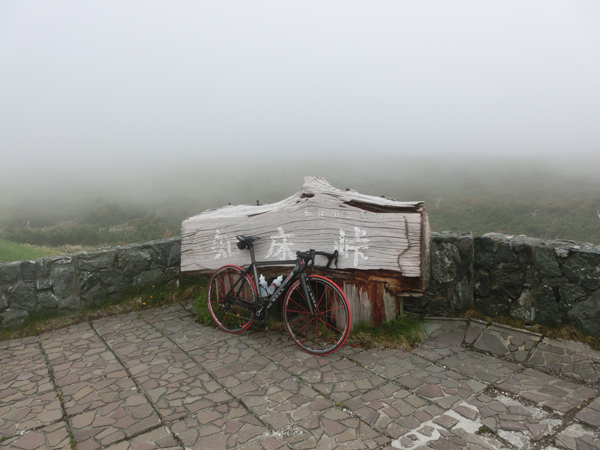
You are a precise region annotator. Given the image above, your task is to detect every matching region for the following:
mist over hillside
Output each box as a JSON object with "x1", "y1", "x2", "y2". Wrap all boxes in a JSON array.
[{"x1": 1, "y1": 154, "x2": 599, "y2": 248}]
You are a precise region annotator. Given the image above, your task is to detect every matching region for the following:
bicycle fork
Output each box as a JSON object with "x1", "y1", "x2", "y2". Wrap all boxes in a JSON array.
[{"x1": 299, "y1": 274, "x2": 318, "y2": 317}]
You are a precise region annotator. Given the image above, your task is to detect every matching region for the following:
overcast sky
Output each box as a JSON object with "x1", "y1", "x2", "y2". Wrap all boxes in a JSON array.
[{"x1": 1, "y1": 1, "x2": 599, "y2": 176}]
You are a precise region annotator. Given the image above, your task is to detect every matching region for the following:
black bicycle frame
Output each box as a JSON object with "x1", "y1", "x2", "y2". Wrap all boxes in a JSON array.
[{"x1": 223, "y1": 244, "x2": 316, "y2": 318}]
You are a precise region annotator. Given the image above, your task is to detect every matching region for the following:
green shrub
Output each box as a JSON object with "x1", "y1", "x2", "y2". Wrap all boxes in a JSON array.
[{"x1": 193, "y1": 290, "x2": 213, "y2": 325}]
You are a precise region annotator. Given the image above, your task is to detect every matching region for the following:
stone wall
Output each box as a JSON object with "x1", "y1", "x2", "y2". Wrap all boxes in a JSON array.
[
  {"x1": 405, "y1": 232, "x2": 600, "y2": 338},
  {"x1": 2, "y1": 232, "x2": 600, "y2": 337},
  {"x1": 0, "y1": 238, "x2": 181, "y2": 330}
]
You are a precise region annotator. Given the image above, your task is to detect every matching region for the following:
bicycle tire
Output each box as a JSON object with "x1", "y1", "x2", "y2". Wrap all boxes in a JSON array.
[
  {"x1": 283, "y1": 275, "x2": 351, "y2": 355},
  {"x1": 207, "y1": 265, "x2": 256, "y2": 333}
]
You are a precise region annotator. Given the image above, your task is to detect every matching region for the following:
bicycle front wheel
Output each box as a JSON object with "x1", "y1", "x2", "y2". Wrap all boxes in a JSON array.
[
  {"x1": 208, "y1": 265, "x2": 256, "y2": 333},
  {"x1": 283, "y1": 275, "x2": 351, "y2": 355}
]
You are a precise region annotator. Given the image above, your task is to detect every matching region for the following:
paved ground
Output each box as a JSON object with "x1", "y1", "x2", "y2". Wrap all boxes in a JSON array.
[{"x1": 1, "y1": 302, "x2": 600, "y2": 450}]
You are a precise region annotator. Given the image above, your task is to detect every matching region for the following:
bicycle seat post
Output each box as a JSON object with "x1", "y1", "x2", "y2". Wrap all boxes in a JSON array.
[{"x1": 246, "y1": 241, "x2": 262, "y2": 296}]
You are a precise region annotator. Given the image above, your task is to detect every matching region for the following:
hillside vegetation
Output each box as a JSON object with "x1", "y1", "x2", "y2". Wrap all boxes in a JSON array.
[{"x1": 1, "y1": 156, "x2": 599, "y2": 262}]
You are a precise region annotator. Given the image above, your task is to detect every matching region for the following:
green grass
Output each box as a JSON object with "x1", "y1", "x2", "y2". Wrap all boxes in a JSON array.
[
  {"x1": 0, "y1": 238, "x2": 96, "y2": 263},
  {"x1": 0, "y1": 238, "x2": 56, "y2": 262},
  {"x1": 348, "y1": 314, "x2": 424, "y2": 349}
]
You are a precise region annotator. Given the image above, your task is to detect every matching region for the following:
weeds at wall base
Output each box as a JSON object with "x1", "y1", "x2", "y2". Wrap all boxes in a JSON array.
[
  {"x1": 348, "y1": 314, "x2": 425, "y2": 350},
  {"x1": 0, "y1": 276, "x2": 208, "y2": 341}
]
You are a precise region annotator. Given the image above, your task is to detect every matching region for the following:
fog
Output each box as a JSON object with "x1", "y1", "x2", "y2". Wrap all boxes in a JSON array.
[{"x1": 1, "y1": 1, "x2": 600, "y2": 209}]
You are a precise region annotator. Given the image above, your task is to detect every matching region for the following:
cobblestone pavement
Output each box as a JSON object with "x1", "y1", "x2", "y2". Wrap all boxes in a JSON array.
[{"x1": 1, "y1": 307, "x2": 600, "y2": 450}]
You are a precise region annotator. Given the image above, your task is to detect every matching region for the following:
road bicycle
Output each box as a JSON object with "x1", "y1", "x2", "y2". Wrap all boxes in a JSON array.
[{"x1": 207, "y1": 235, "x2": 351, "y2": 355}]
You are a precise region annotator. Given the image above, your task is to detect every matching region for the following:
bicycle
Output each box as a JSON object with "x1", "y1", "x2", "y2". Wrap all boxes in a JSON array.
[{"x1": 207, "y1": 235, "x2": 351, "y2": 355}]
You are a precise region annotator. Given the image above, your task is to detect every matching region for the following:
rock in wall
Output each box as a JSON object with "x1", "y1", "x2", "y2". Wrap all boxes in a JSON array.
[
  {"x1": 404, "y1": 232, "x2": 473, "y2": 315},
  {"x1": 0, "y1": 238, "x2": 181, "y2": 330},
  {"x1": 406, "y1": 232, "x2": 600, "y2": 338}
]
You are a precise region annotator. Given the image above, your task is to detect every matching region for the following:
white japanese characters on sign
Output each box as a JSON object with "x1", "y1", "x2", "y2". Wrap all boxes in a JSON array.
[
  {"x1": 264, "y1": 227, "x2": 296, "y2": 260},
  {"x1": 334, "y1": 227, "x2": 370, "y2": 267},
  {"x1": 210, "y1": 230, "x2": 238, "y2": 259}
]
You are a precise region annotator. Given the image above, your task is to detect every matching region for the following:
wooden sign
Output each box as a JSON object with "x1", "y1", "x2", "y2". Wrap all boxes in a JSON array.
[{"x1": 182, "y1": 176, "x2": 430, "y2": 298}]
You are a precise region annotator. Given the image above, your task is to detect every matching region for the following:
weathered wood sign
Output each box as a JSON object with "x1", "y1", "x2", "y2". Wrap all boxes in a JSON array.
[{"x1": 181, "y1": 176, "x2": 430, "y2": 324}]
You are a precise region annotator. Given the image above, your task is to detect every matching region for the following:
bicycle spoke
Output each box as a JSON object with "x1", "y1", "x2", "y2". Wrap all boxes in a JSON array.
[
  {"x1": 208, "y1": 266, "x2": 255, "y2": 334},
  {"x1": 283, "y1": 276, "x2": 350, "y2": 355},
  {"x1": 318, "y1": 317, "x2": 338, "y2": 343},
  {"x1": 287, "y1": 315, "x2": 312, "y2": 326},
  {"x1": 317, "y1": 317, "x2": 345, "y2": 335},
  {"x1": 288, "y1": 298, "x2": 310, "y2": 315},
  {"x1": 295, "y1": 317, "x2": 315, "y2": 338}
]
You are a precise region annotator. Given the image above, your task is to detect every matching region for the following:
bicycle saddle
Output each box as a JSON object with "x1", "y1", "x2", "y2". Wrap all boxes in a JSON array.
[{"x1": 236, "y1": 235, "x2": 261, "y2": 249}]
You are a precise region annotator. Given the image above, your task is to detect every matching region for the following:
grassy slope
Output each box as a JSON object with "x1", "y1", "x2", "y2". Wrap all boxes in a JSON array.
[
  {"x1": 0, "y1": 238, "x2": 55, "y2": 262},
  {"x1": 0, "y1": 238, "x2": 95, "y2": 263}
]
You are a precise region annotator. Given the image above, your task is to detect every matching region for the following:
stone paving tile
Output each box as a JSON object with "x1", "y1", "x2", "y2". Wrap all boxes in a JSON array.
[
  {"x1": 247, "y1": 338, "x2": 338, "y2": 379},
  {"x1": 171, "y1": 400, "x2": 272, "y2": 449},
  {"x1": 386, "y1": 403, "x2": 507, "y2": 450},
  {"x1": 497, "y1": 368, "x2": 598, "y2": 414},
  {"x1": 41, "y1": 324, "x2": 125, "y2": 388},
  {"x1": 528, "y1": 337, "x2": 600, "y2": 385},
  {"x1": 141, "y1": 304, "x2": 197, "y2": 332},
  {"x1": 9, "y1": 304, "x2": 600, "y2": 450},
  {"x1": 140, "y1": 363, "x2": 233, "y2": 422},
  {"x1": 211, "y1": 352, "x2": 290, "y2": 399},
  {"x1": 0, "y1": 341, "x2": 52, "y2": 406},
  {"x1": 472, "y1": 323, "x2": 542, "y2": 363},
  {"x1": 237, "y1": 437, "x2": 289, "y2": 450},
  {"x1": 421, "y1": 318, "x2": 469, "y2": 345},
  {"x1": 115, "y1": 334, "x2": 236, "y2": 423},
  {"x1": 550, "y1": 423, "x2": 600, "y2": 449},
  {"x1": 70, "y1": 392, "x2": 161, "y2": 449},
  {"x1": 387, "y1": 433, "x2": 504, "y2": 450},
  {"x1": 394, "y1": 364, "x2": 487, "y2": 409},
  {"x1": 188, "y1": 338, "x2": 259, "y2": 371},
  {"x1": 279, "y1": 408, "x2": 389, "y2": 450},
  {"x1": 299, "y1": 356, "x2": 387, "y2": 404},
  {"x1": 348, "y1": 347, "x2": 431, "y2": 380},
  {"x1": 385, "y1": 391, "x2": 563, "y2": 450},
  {"x1": 0, "y1": 336, "x2": 38, "y2": 352},
  {"x1": 113, "y1": 337, "x2": 188, "y2": 369},
  {"x1": 104, "y1": 426, "x2": 181, "y2": 450},
  {"x1": 438, "y1": 350, "x2": 523, "y2": 384},
  {"x1": 343, "y1": 382, "x2": 445, "y2": 439},
  {"x1": 150, "y1": 322, "x2": 221, "y2": 351},
  {"x1": 0, "y1": 368, "x2": 53, "y2": 407},
  {"x1": 336, "y1": 343, "x2": 370, "y2": 359},
  {"x1": 140, "y1": 302, "x2": 191, "y2": 322},
  {"x1": 465, "y1": 392, "x2": 563, "y2": 449},
  {"x1": 463, "y1": 319, "x2": 488, "y2": 346},
  {"x1": 0, "y1": 421, "x2": 71, "y2": 449},
  {"x1": 246, "y1": 331, "x2": 299, "y2": 352},
  {"x1": 575, "y1": 396, "x2": 600, "y2": 428},
  {"x1": 61, "y1": 376, "x2": 139, "y2": 416},
  {"x1": 243, "y1": 377, "x2": 333, "y2": 431},
  {"x1": 412, "y1": 341, "x2": 467, "y2": 363},
  {"x1": 0, "y1": 391, "x2": 63, "y2": 438},
  {"x1": 94, "y1": 314, "x2": 163, "y2": 347},
  {"x1": 0, "y1": 342, "x2": 46, "y2": 379}
]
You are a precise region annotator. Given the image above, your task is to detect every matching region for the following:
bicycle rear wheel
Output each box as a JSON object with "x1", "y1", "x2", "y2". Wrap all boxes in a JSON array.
[
  {"x1": 208, "y1": 265, "x2": 256, "y2": 333},
  {"x1": 283, "y1": 275, "x2": 351, "y2": 355}
]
